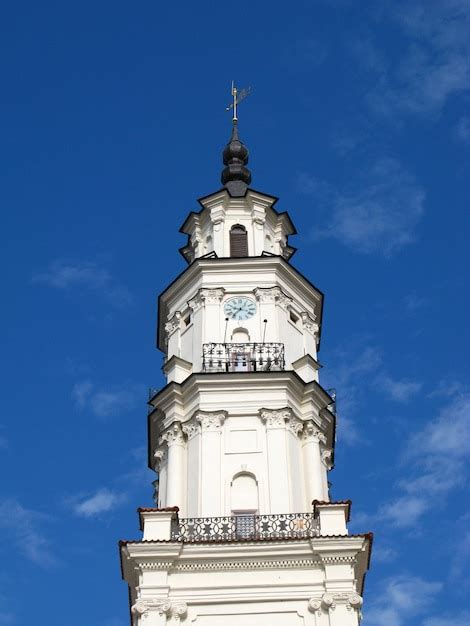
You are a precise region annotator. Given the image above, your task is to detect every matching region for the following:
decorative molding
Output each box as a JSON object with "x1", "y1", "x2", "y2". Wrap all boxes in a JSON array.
[
  {"x1": 321, "y1": 447, "x2": 333, "y2": 470},
  {"x1": 153, "y1": 447, "x2": 167, "y2": 471},
  {"x1": 173, "y1": 557, "x2": 319, "y2": 572},
  {"x1": 251, "y1": 207, "x2": 266, "y2": 227},
  {"x1": 188, "y1": 288, "x2": 225, "y2": 312},
  {"x1": 286, "y1": 415, "x2": 304, "y2": 436},
  {"x1": 172, "y1": 602, "x2": 188, "y2": 621},
  {"x1": 131, "y1": 598, "x2": 172, "y2": 618},
  {"x1": 159, "y1": 423, "x2": 185, "y2": 448},
  {"x1": 308, "y1": 593, "x2": 334, "y2": 614},
  {"x1": 137, "y1": 561, "x2": 176, "y2": 570},
  {"x1": 254, "y1": 286, "x2": 292, "y2": 309},
  {"x1": 210, "y1": 206, "x2": 225, "y2": 229},
  {"x1": 321, "y1": 554, "x2": 356, "y2": 564},
  {"x1": 302, "y1": 420, "x2": 327, "y2": 444},
  {"x1": 165, "y1": 311, "x2": 182, "y2": 336},
  {"x1": 300, "y1": 311, "x2": 319, "y2": 334},
  {"x1": 182, "y1": 418, "x2": 200, "y2": 441},
  {"x1": 259, "y1": 407, "x2": 292, "y2": 429},
  {"x1": 196, "y1": 410, "x2": 227, "y2": 432}
]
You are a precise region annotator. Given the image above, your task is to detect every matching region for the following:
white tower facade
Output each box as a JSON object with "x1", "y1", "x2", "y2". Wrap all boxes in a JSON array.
[{"x1": 120, "y1": 121, "x2": 372, "y2": 626}]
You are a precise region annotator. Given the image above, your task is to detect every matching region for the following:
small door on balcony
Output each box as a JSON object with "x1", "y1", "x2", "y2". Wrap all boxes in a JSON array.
[
  {"x1": 231, "y1": 474, "x2": 259, "y2": 538},
  {"x1": 229, "y1": 328, "x2": 253, "y2": 372}
]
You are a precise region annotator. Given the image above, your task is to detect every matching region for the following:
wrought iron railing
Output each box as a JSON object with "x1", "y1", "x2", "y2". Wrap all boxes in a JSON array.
[
  {"x1": 202, "y1": 342, "x2": 285, "y2": 372},
  {"x1": 170, "y1": 513, "x2": 318, "y2": 541}
]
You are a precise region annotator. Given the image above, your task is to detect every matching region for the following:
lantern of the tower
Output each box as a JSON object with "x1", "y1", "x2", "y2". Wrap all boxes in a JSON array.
[{"x1": 119, "y1": 116, "x2": 372, "y2": 626}]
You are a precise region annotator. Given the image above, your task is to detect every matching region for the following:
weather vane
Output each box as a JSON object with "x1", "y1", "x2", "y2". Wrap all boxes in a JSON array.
[{"x1": 225, "y1": 81, "x2": 251, "y2": 123}]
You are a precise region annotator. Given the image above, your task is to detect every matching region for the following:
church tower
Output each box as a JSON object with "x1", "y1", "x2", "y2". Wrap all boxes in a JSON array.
[{"x1": 120, "y1": 105, "x2": 372, "y2": 625}]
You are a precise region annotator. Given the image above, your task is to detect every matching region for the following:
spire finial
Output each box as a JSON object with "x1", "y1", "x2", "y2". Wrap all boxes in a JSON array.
[
  {"x1": 225, "y1": 81, "x2": 251, "y2": 123},
  {"x1": 222, "y1": 82, "x2": 252, "y2": 196}
]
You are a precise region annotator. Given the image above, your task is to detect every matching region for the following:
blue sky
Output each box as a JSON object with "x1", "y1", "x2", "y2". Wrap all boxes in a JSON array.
[{"x1": 1, "y1": 1, "x2": 469, "y2": 624}]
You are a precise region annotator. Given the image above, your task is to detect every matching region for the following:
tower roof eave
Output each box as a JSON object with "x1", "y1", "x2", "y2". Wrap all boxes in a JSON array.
[{"x1": 178, "y1": 187, "x2": 297, "y2": 235}]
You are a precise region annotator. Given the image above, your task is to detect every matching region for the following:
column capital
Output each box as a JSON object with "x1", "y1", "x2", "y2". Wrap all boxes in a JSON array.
[
  {"x1": 188, "y1": 287, "x2": 225, "y2": 312},
  {"x1": 259, "y1": 406, "x2": 292, "y2": 429},
  {"x1": 286, "y1": 414, "x2": 304, "y2": 436},
  {"x1": 131, "y1": 598, "x2": 172, "y2": 618},
  {"x1": 308, "y1": 593, "x2": 334, "y2": 614},
  {"x1": 159, "y1": 422, "x2": 185, "y2": 447},
  {"x1": 302, "y1": 420, "x2": 327, "y2": 444},
  {"x1": 254, "y1": 286, "x2": 292, "y2": 309},
  {"x1": 165, "y1": 311, "x2": 182, "y2": 336},
  {"x1": 182, "y1": 416, "x2": 201, "y2": 440},
  {"x1": 301, "y1": 311, "x2": 319, "y2": 334},
  {"x1": 153, "y1": 447, "x2": 167, "y2": 471},
  {"x1": 195, "y1": 410, "x2": 227, "y2": 432},
  {"x1": 321, "y1": 447, "x2": 334, "y2": 470}
]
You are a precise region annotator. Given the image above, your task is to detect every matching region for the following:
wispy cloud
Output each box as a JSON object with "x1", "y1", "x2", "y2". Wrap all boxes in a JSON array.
[
  {"x1": 72, "y1": 488, "x2": 125, "y2": 518},
  {"x1": 32, "y1": 260, "x2": 132, "y2": 309},
  {"x1": 0, "y1": 499, "x2": 58, "y2": 568},
  {"x1": 368, "y1": 1, "x2": 470, "y2": 119},
  {"x1": 72, "y1": 380, "x2": 143, "y2": 419},
  {"x1": 299, "y1": 157, "x2": 425, "y2": 255},
  {"x1": 364, "y1": 575, "x2": 442, "y2": 626},
  {"x1": 373, "y1": 391, "x2": 470, "y2": 528},
  {"x1": 376, "y1": 375, "x2": 422, "y2": 403},
  {"x1": 324, "y1": 342, "x2": 422, "y2": 444}
]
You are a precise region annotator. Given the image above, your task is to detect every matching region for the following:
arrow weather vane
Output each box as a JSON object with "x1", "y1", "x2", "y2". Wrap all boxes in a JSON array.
[{"x1": 225, "y1": 81, "x2": 251, "y2": 122}]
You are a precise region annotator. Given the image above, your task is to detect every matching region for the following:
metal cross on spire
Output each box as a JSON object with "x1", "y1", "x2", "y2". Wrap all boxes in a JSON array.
[{"x1": 225, "y1": 81, "x2": 251, "y2": 122}]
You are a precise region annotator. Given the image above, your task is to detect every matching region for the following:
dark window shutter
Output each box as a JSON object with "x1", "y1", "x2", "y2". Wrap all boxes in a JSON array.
[{"x1": 230, "y1": 226, "x2": 248, "y2": 257}]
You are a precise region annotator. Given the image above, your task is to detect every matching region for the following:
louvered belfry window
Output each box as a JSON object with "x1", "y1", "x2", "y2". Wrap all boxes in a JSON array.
[{"x1": 230, "y1": 224, "x2": 248, "y2": 257}]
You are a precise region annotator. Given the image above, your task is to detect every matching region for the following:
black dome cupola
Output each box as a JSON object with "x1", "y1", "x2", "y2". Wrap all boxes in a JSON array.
[{"x1": 221, "y1": 121, "x2": 252, "y2": 197}]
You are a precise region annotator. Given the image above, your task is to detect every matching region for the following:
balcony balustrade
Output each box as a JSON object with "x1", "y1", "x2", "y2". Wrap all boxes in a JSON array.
[
  {"x1": 202, "y1": 342, "x2": 285, "y2": 373},
  {"x1": 170, "y1": 512, "x2": 319, "y2": 542}
]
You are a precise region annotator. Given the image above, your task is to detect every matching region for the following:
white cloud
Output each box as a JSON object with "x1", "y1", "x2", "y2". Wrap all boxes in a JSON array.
[
  {"x1": 377, "y1": 495, "x2": 429, "y2": 528},
  {"x1": 0, "y1": 499, "x2": 57, "y2": 568},
  {"x1": 32, "y1": 260, "x2": 132, "y2": 308},
  {"x1": 368, "y1": 1, "x2": 470, "y2": 118},
  {"x1": 73, "y1": 488, "x2": 125, "y2": 518},
  {"x1": 72, "y1": 381, "x2": 143, "y2": 419},
  {"x1": 377, "y1": 375, "x2": 422, "y2": 403},
  {"x1": 364, "y1": 575, "x2": 442, "y2": 626},
  {"x1": 372, "y1": 392, "x2": 470, "y2": 527},
  {"x1": 407, "y1": 393, "x2": 470, "y2": 459},
  {"x1": 299, "y1": 157, "x2": 425, "y2": 255}
]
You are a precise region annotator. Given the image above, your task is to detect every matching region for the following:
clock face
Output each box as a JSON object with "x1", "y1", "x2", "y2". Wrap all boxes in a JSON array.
[{"x1": 224, "y1": 297, "x2": 257, "y2": 321}]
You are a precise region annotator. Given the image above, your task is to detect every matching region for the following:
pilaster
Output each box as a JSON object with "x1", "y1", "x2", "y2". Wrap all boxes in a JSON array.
[
  {"x1": 159, "y1": 423, "x2": 186, "y2": 513},
  {"x1": 196, "y1": 410, "x2": 227, "y2": 516},
  {"x1": 302, "y1": 421, "x2": 327, "y2": 503}
]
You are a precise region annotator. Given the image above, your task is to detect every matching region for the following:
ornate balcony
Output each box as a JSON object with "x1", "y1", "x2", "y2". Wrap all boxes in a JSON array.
[
  {"x1": 202, "y1": 342, "x2": 285, "y2": 373},
  {"x1": 170, "y1": 512, "x2": 319, "y2": 542}
]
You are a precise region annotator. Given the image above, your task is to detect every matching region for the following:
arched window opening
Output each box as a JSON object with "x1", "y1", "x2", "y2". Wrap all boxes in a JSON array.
[
  {"x1": 230, "y1": 224, "x2": 248, "y2": 257},
  {"x1": 231, "y1": 472, "x2": 259, "y2": 538},
  {"x1": 231, "y1": 327, "x2": 250, "y2": 343}
]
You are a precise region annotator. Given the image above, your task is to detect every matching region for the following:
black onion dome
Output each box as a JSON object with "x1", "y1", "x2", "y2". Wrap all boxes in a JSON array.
[{"x1": 221, "y1": 121, "x2": 252, "y2": 197}]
